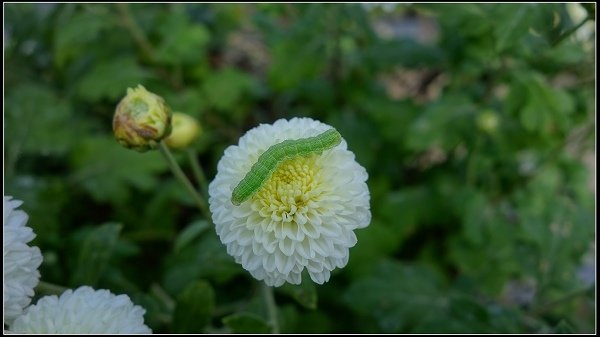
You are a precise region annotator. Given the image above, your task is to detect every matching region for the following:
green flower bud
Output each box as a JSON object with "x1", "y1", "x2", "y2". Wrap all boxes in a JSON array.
[
  {"x1": 476, "y1": 110, "x2": 500, "y2": 134},
  {"x1": 165, "y1": 112, "x2": 202, "y2": 150},
  {"x1": 113, "y1": 85, "x2": 172, "y2": 152}
]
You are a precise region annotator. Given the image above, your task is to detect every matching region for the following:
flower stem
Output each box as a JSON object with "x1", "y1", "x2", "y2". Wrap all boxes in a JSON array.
[
  {"x1": 187, "y1": 149, "x2": 209, "y2": 200},
  {"x1": 262, "y1": 283, "x2": 280, "y2": 334},
  {"x1": 531, "y1": 287, "x2": 593, "y2": 315},
  {"x1": 115, "y1": 3, "x2": 155, "y2": 59},
  {"x1": 115, "y1": 3, "x2": 182, "y2": 89},
  {"x1": 466, "y1": 135, "x2": 482, "y2": 186},
  {"x1": 36, "y1": 281, "x2": 68, "y2": 295},
  {"x1": 150, "y1": 283, "x2": 176, "y2": 311},
  {"x1": 159, "y1": 142, "x2": 211, "y2": 219},
  {"x1": 552, "y1": 16, "x2": 591, "y2": 47}
]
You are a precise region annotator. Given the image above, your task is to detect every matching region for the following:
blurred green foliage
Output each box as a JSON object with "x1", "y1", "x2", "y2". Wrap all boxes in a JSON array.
[{"x1": 4, "y1": 3, "x2": 595, "y2": 333}]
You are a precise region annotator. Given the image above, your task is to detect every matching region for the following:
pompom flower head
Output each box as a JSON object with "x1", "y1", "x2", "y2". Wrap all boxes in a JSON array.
[
  {"x1": 10, "y1": 286, "x2": 152, "y2": 334},
  {"x1": 209, "y1": 118, "x2": 371, "y2": 286},
  {"x1": 3, "y1": 196, "x2": 43, "y2": 325}
]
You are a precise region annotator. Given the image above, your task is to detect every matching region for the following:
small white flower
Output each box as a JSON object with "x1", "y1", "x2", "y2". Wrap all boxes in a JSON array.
[
  {"x1": 10, "y1": 286, "x2": 152, "y2": 334},
  {"x1": 209, "y1": 118, "x2": 371, "y2": 286},
  {"x1": 3, "y1": 196, "x2": 43, "y2": 325}
]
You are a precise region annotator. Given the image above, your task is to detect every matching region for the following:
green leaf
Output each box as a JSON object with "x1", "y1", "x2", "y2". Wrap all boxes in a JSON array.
[
  {"x1": 202, "y1": 68, "x2": 256, "y2": 114},
  {"x1": 54, "y1": 6, "x2": 113, "y2": 67},
  {"x1": 412, "y1": 293, "x2": 521, "y2": 333},
  {"x1": 460, "y1": 189, "x2": 490, "y2": 245},
  {"x1": 163, "y1": 88, "x2": 208, "y2": 119},
  {"x1": 553, "y1": 319, "x2": 575, "y2": 334},
  {"x1": 278, "y1": 273, "x2": 317, "y2": 309},
  {"x1": 172, "y1": 280, "x2": 215, "y2": 333},
  {"x1": 174, "y1": 220, "x2": 210, "y2": 253},
  {"x1": 344, "y1": 260, "x2": 444, "y2": 333},
  {"x1": 291, "y1": 308, "x2": 334, "y2": 333},
  {"x1": 345, "y1": 260, "x2": 521, "y2": 333},
  {"x1": 447, "y1": 197, "x2": 522, "y2": 295},
  {"x1": 405, "y1": 94, "x2": 475, "y2": 151},
  {"x1": 71, "y1": 222, "x2": 122, "y2": 286},
  {"x1": 515, "y1": 72, "x2": 576, "y2": 134},
  {"x1": 155, "y1": 10, "x2": 211, "y2": 65},
  {"x1": 223, "y1": 312, "x2": 271, "y2": 334},
  {"x1": 268, "y1": 32, "x2": 328, "y2": 91},
  {"x1": 136, "y1": 180, "x2": 182, "y2": 233},
  {"x1": 77, "y1": 57, "x2": 151, "y2": 102},
  {"x1": 163, "y1": 233, "x2": 241, "y2": 294},
  {"x1": 417, "y1": 3, "x2": 490, "y2": 36},
  {"x1": 355, "y1": 95, "x2": 418, "y2": 149},
  {"x1": 132, "y1": 291, "x2": 172, "y2": 332},
  {"x1": 4, "y1": 83, "x2": 75, "y2": 156},
  {"x1": 520, "y1": 98, "x2": 546, "y2": 132},
  {"x1": 326, "y1": 108, "x2": 382, "y2": 172},
  {"x1": 70, "y1": 136, "x2": 167, "y2": 204},
  {"x1": 345, "y1": 219, "x2": 404, "y2": 278},
  {"x1": 275, "y1": 304, "x2": 299, "y2": 333},
  {"x1": 4, "y1": 176, "x2": 68, "y2": 247},
  {"x1": 361, "y1": 39, "x2": 444, "y2": 69},
  {"x1": 491, "y1": 4, "x2": 537, "y2": 52}
]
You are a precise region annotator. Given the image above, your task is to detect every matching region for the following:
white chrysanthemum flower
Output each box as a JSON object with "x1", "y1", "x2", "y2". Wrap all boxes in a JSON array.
[
  {"x1": 10, "y1": 286, "x2": 152, "y2": 334},
  {"x1": 3, "y1": 196, "x2": 43, "y2": 325},
  {"x1": 209, "y1": 118, "x2": 371, "y2": 286}
]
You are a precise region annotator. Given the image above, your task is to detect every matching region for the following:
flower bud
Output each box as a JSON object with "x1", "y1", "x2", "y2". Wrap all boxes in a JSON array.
[
  {"x1": 113, "y1": 85, "x2": 172, "y2": 152},
  {"x1": 165, "y1": 112, "x2": 202, "y2": 150},
  {"x1": 476, "y1": 110, "x2": 500, "y2": 134}
]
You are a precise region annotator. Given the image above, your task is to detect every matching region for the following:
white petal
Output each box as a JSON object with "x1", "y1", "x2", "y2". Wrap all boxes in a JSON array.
[
  {"x1": 286, "y1": 272, "x2": 302, "y2": 285},
  {"x1": 4, "y1": 197, "x2": 42, "y2": 325},
  {"x1": 309, "y1": 270, "x2": 325, "y2": 284},
  {"x1": 246, "y1": 255, "x2": 262, "y2": 271},
  {"x1": 279, "y1": 237, "x2": 296, "y2": 257},
  {"x1": 301, "y1": 222, "x2": 319, "y2": 239},
  {"x1": 295, "y1": 239, "x2": 311, "y2": 259},
  {"x1": 309, "y1": 238, "x2": 329, "y2": 257},
  {"x1": 263, "y1": 253, "x2": 277, "y2": 273},
  {"x1": 295, "y1": 212, "x2": 307, "y2": 226}
]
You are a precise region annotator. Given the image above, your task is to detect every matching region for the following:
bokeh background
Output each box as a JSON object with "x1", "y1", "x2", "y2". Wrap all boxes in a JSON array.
[{"x1": 4, "y1": 3, "x2": 596, "y2": 333}]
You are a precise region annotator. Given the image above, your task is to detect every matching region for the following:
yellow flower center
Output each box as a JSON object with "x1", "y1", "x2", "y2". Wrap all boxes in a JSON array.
[{"x1": 253, "y1": 155, "x2": 320, "y2": 223}]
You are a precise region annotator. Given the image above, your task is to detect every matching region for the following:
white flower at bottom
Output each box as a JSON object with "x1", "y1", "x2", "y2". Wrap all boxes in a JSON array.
[
  {"x1": 3, "y1": 196, "x2": 43, "y2": 325},
  {"x1": 10, "y1": 286, "x2": 152, "y2": 334},
  {"x1": 209, "y1": 118, "x2": 371, "y2": 286}
]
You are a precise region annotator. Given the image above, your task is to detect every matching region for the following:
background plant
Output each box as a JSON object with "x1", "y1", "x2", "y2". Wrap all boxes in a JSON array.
[{"x1": 4, "y1": 3, "x2": 595, "y2": 333}]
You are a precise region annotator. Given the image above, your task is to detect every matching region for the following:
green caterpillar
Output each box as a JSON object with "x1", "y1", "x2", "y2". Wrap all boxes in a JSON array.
[{"x1": 231, "y1": 128, "x2": 342, "y2": 206}]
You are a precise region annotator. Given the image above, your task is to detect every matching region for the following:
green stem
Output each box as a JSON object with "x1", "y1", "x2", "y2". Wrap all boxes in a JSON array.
[
  {"x1": 466, "y1": 135, "x2": 482, "y2": 186},
  {"x1": 262, "y1": 283, "x2": 280, "y2": 334},
  {"x1": 159, "y1": 142, "x2": 211, "y2": 219},
  {"x1": 151, "y1": 283, "x2": 176, "y2": 311},
  {"x1": 531, "y1": 287, "x2": 593, "y2": 315},
  {"x1": 115, "y1": 3, "x2": 155, "y2": 59},
  {"x1": 213, "y1": 300, "x2": 248, "y2": 317},
  {"x1": 36, "y1": 281, "x2": 68, "y2": 295},
  {"x1": 4, "y1": 142, "x2": 21, "y2": 183},
  {"x1": 115, "y1": 3, "x2": 182, "y2": 89},
  {"x1": 187, "y1": 149, "x2": 210, "y2": 200},
  {"x1": 552, "y1": 16, "x2": 591, "y2": 47}
]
